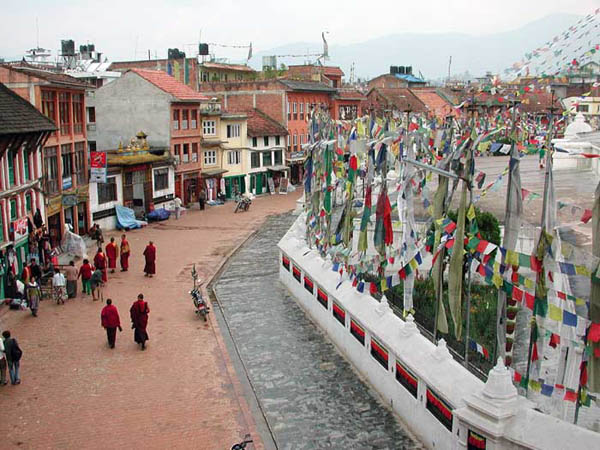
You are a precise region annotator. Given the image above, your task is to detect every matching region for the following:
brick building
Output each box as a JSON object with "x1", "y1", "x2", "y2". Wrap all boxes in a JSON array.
[
  {"x1": 286, "y1": 65, "x2": 344, "y2": 88},
  {"x1": 0, "y1": 65, "x2": 91, "y2": 246},
  {"x1": 332, "y1": 89, "x2": 367, "y2": 120},
  {"x1": 0, "y1": 82, "x2": 56, "y2": 296},
  {"x1": 411, "y1": 87, "x2": 458, "y2": 118},
  {"x1": 94, "y1": 68, "x2": 208, "y2": 207},
  {"x1": 366, "y1": 87, "x2": 427, "y2": 116},
  {"x1": 201, "y1": 79, "x2": 337, "y2": 184}
]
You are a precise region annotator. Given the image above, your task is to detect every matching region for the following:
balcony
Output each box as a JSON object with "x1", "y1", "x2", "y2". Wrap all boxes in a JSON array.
[
  {"x1": 200, "y1": 102, "x2": 222, "y2": 115},
  {"x1": 74, "y1": 123, "x2": 83, "y2": 135},
  {"x1": 87, "y1": 123, "x2": 96, "y2": 132}
]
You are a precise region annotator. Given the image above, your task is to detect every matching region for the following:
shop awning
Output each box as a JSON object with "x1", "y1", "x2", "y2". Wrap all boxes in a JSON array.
[
  {"x1": 266, "y1": 165, "x2": 289, "y2": 172},
  {"x1": 202, "y1": 168, "x2": 228, "y2": 177}
]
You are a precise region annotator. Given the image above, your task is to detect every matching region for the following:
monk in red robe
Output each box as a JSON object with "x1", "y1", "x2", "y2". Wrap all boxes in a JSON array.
[
  {"x1": 130, "y1": 293, "x2": 149, "y2": 350},
  {"x1": 93, "y1": 247, "x2": 108, "y2": 282},
  {"x1": 120, "y1": 234, "x2": 130, "y2": 272},
  {"x1": 100, "y1": 298, "x2": 122, "y2": 348},
  {"x1": 105, "y1": 237, "x2": 118, "y2": 273},
  {"x1": 143, "y1": 241, "x2": 156, "y2": 277}
]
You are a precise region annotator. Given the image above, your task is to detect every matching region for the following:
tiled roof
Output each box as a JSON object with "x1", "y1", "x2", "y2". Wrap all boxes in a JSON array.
[
  {"x1": 335, "y1": 89, "x2": 367, "y2": 100},
  {"x1": 369, "y1": 88, "x2": 427, "y2": 113},
  {"x1": 411, "y1": 89, "x2": 457, "y2": 117},
  {"x1": 0, "y1": 82, "x2": 57, "y2": 136},
  {"x1": 323, "y1": 66, "x2": 344, "y2": 77},
  {"x1": 130, "y1": 68, "x2": 209, "y2": 101},
  {"x1": 280, "y1": 79, "x2": 336, "y2": 93},
  {"x1": 200, "y1": 62, "x2": 255, "y2": 72},
  {"x1": 1, "y1": 64, "x2": 91, "y2": 88},
  {"x1": 241, "y1": 108, "x2": 288, "y2": 137}
]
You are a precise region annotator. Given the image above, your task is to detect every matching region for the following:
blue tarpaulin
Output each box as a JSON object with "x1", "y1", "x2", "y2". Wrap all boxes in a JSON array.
[
  {"x1": 146, "y1": 208, "x2": 170, "y2": 222},
  {"x1": 115, "y1": 204, "x2": 147, "y2": 230}
]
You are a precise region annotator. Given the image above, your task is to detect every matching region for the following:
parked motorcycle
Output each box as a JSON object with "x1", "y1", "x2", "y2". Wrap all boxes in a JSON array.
[
  {"x1": 234, "y1": 194, "x2": 252, "y2": 213},
  {"x1": 190, "y1": 265, "x2": 210, "y2": 321},
  {"x1": 231, "y1": 434, "x2": 253, "y2": 450}
]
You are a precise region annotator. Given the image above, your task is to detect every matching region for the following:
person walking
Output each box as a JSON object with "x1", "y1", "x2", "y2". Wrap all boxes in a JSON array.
[
  {"x1": 2, "y1": 330, "x2": 22, "y2": 385},
  {"x1": 29, "y1": 258, "x2": 42, "y2": 283},
  {"x1": 105, "y1": 237, "x2": 118, "y2": 274},
  {"x1": 78, "y1": 259, "x2": 93, "y2": 296},
  {"x1": 199, "y1": 188, "x2": 206, "y2": 211},
  {"x1": 90, "y1": 267, "x2": 104, "y2": 302},
  {"x1": 173, "y1": 196, "x2": 182, "y2": 220},
  {"x1": 0, "y1": 334, "x2": 7, "y2": 386},
  {"x1": 65, "y1": 260, "x2": 78, "y2": 298},
  {"x1": 130, "y1": 294, "x2": 149, "y2": 350},
  {"x1": 94, "y1": 247, "x2": 108, "y2": 283},
  {"x1": 101, "y1": 299, "x2": 122, "y2": 349},
  {"x1": 52, "y1": 268, "x2": 67, "y2": 305},
  {"x1": 26, "y1": 276, "x2": 41, "y2": 317},
  {"x1": 120, "y1": 234, "x2": 130, "y2": 272},
  {"x1": 143, "y1": 241, "x2": 156, "y2": 278}
]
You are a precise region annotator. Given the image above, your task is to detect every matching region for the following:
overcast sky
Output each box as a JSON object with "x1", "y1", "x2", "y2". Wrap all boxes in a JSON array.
[{"x1": 1, "y1": 0, "x2": 598, "y2": 63}]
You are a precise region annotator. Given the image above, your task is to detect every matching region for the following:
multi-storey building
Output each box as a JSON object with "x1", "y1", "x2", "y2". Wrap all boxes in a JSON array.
[
  {"x1": 0, "y1": 82, "x2": 56, "y2": 296},
  {"x1": 95, "y1": 68, "x2": 207, "y2": 206},
  {"x1": 0, "y1": 64, "x2": 91, "y2": 246}
]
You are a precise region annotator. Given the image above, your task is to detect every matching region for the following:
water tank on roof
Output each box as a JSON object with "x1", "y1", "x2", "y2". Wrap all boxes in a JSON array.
[
  {"x1": 390, "y1": 66, "x2": 398, "y2": 74},
  {"x1": 199, "y1": 43, "x2": 209, "y2": 55},
  {"x1": 398, "y1": 66, "x2": 405, "y2": 74},
  {"x1": 61, "y1": 39, "x2": 75, "y2": 56},
  {"x1": 168, "y1": 48, "x2": 186, "y2": 59},
  {"x1": 406, "y1": 66, "x2": 413, "y2": 75},
  {"x1": 89, "y1": 44, "x2": 95, "y2": 52}
]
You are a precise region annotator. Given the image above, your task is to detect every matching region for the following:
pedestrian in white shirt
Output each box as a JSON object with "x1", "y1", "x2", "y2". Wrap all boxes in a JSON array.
[
  {"x1": 173, "y1": 197, "x2": 182, "y2": 220},
  {"x1": 52, "y1": 268, "x2": 67, "y2": 305}
]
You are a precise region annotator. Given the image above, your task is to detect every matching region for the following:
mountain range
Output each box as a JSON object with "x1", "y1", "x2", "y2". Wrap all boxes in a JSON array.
[{"x1": 251, "y1": 13, "x2": 582, "y2": 81}]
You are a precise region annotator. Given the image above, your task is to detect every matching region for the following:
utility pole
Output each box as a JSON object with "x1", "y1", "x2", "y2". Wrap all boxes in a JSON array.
[{"x1": 448, "y1": 56, "x2": 452, "y2": 83}]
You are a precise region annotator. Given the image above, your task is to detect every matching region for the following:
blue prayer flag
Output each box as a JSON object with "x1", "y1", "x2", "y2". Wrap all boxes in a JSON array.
[{"x1": 563, "y1": 310, "x2": 577, "y2": 327}]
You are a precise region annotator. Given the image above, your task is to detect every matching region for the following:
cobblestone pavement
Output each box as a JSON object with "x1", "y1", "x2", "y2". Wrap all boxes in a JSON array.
[
  {"x1": 0, "y1": 191, "x2": 302, "y2": 449},
  {"x1": 214, "y1": 213, "x2": 421, "y2": 449}
]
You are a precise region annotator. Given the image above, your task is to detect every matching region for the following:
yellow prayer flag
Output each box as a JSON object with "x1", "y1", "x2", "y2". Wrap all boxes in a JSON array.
[
  {"x1": 410, "y1": 259, "x2": 418, "y2": 270},
  {"x1": 525, "y1": 278, "x2": 535, "y2": 290},
  {"x1": 492, "y1": 273, "x2": 503, "y2": 289},
  {"x1": 467, "y1": 204, "x2": 476, "y2": 222},
  {"x1": 576, "y1": 297, "x2": 586, "y2": 306},
  {"x1": 548, "y1": 304, "x2": 563, "y2": 322},
  {"x1": 506, "y1": 250, "x2": 519, "y2": 267},
  {"x1": 575, "y1": 265, "x2": 590, "y2": 277},
  {"x1": 357, "y1": 120, "x2": 365, "y2": 137}
]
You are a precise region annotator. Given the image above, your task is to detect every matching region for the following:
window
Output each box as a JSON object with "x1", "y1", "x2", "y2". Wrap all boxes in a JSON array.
[
  {"x1": 203, "y1": 120, "x2": 216, "y2": 135},
  {"x1": 191, "y1": 143, "x2": 199, "y2": 162},
  {"x1": 293, "y1": 102, "x2": 297, "y2": 120},
  {"x1": 182, "y1": 143, "x2": 190, "y2": 162},
  {"x1": 287, "y1": 101, "x2": 290, "y2": 120},
  {"x1": 191, "y1": 110, "x2": 198, "y2": 129},
  {"x1": 577, "y1": 104, "x2": 590, "y2": 113},
  {"x1": 204, "y1": 150, "x2": 216, "y2": 165},
  {"x1": 300, "y1": 134, "x2": 304, "y2": 145},
  {"x1": 89, "y1": 141, "x2": 97, "y2": 152},
  {"x1": 75, "y1": 142, "x2": 86, "y2": 184},
  {"x1": 59, "y1": 92, "x2": 71, "y2": 135},
  {"x1": 252, "y1": 137, "x2": 257, "y2": 147},
  {"x1": 306, "y1": 102, "x2": 310, "y2": 117},
  {"x1": 262, "y1": 151, "x2": 272, "y2": 166},
  {"x1": 23, "y1": 151, "x2": 30, "y2": 181},
  {"x1": 73, "y1": 93, "x2": 83, "y2": 134},
  {"x1": 274, "y1": 150, "x2": 282, "y2": 165},
  {"x1": 154, "y1": 168, "x2": 169, "y2": 191},
  {"x1": 182, "y1": 110, "x2": 189, "y2": 129},
  {"x1": 251, "y1": 152, "x2": 260, "y2": 168},
  {"x1": 275, "y1": 136, "x2": 280, "y2": 146},
  {"x1": 293, "y1": 133, "x2": 298, "y2": 150},
  {"x1": 10, "y1": 199, "x2": 17, "y2": 221},
  {"x1": 173, "y1": 110, "x2": 180, "y2": 130},
  {"x1": 61, "y1": 144, "x2": 73, "y2": 178},
  {"x1": 25, "y1": 193, "x2": 32, "y2": 212},
  {"x1": 45, "y1": 146, "x2": 59, "y2": 194},
  {"x1": 173, "y1": 144, "x2": 181, "y2": 160},
  {"x1": 97, "y1": 176, "x2": 117, "y2": 204},
  {"x1": 41, "y1": 90, "x2": 56, "y2": 123},
  {"x1": 287, "y1": 135, "x2": 291, "y2": 151},
  {"x1": 87, "y1": 106, "x2": 96, "y2": 123},
  {"x1": 300, "y1": 102, "x2": 304, "y2": 120},
  {"x1": 263, "y1": 136, "x2": 269, "y2": 147},
  {"x1": 228, "y1": 150, "x2": 241, "y2": 165},
  {"x1": 7, "y1": 150, "x2": 15, "y2": 186},
  {"x1": 227, "y1": 124, "x2": 240, "y2": 138}
]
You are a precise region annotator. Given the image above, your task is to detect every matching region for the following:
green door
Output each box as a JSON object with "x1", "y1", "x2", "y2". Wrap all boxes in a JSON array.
[
  {"x1": 256, "y1": 174, "x2": 263, "y2": 194},
  {"x1": 225, "y1": 178, "x2": 232, "y2": 199}
]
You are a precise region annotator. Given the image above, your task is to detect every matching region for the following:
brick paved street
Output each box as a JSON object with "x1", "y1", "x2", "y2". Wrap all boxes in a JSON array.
[
  {"x1": 0, "y1": 191, "x2": 302, "y2": 449},
  {"x1": 214, "y1": 213, "x2": 421, "y2": 449}
]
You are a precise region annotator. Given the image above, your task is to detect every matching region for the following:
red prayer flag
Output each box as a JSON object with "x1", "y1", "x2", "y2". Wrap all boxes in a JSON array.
[
  {"x1": 588, "y1": 323, "x2": 600, "y2": 343},
  {"x1": 512, "y1": 287, "x2": 523, "y2": 302},
  {"x1": 525, "y1": 292, "x2": 535, "y2": 310},
  {"x1": 581, "y1": 209, "x2": 593, "y2": 224},
  {"x1": 564, "y1": 390, "x2": 577, "y2": 402},
  {"x1": 514, "y1": 371, "x2": 522, "y2": 383},
  {"x1": 532, "y1": 342, "x2": 539, "y2": 362},
  {"x1": 530, "y1": 255, "x2": 542, "y2": 273}
]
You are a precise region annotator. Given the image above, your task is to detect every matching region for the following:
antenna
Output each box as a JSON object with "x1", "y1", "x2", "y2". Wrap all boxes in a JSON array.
[
  {"x1": 36, "y1": 17, "x2": 39, "y2": 49},
  {"x1": 448, "y1": 56, "x2": 452, "y2": 82}
]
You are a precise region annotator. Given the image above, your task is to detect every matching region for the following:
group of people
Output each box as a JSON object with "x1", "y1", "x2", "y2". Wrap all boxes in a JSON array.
[{"x1": 100, "y1": 294, "x2": 150, "y2": 350}]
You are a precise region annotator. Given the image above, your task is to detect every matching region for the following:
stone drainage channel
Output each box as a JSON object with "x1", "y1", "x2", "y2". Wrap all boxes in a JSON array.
[{"x1": 210, "y1": 212, "x2": 422, "y2": 449}]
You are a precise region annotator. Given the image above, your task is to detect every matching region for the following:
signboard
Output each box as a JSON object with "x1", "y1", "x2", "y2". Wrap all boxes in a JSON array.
[
  {"x1": 279, "y1": 177, "x2": 289, "y2": 194},
  {"x1": 11, "y1": 217, "x2": 28, "y2": 241},
  {"x1": 290, "y1": 151, "x2": 305, "y2": 160},
  {"x1": 267, "y1": 177, "x2": 275, "y2": 195},
  {"x1": 62, "y1": 176, "x2": 72, "y2": 190},
  {"x1": 90, "y1": 151, "x2": 107, "y2": 183},
  {"x1": 62, "y1": 194, "x2": 78, "y2": 207}
]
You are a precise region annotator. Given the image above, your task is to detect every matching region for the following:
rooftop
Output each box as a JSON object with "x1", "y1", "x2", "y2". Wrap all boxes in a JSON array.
[
  {"x1": 280, "y1": 79, "x2": 336, "y2": 93},
  {"x1": 368, "y1": 87, "x2": 427, "y2": 113},
  {"x1": 0, "y1": 82, "x2": 57, "y2": 136},
  {"x1": 129, "y1": 68, "x2": 209, "y2": 101},
  {"x1": 199, "y1": 62, "x2": 255, "y2": 72},
  {"x1": 335, "y1": 89, "x2": 367, "y2": 100},
  {"x1": 1, "y1": 64, "x2": 92, "y2": 89},
  {"x1": 244, "y1": 108, "x2": 288, "y2": 137},
  {"x1": 394, "y1": 73, "x2": 426, "y2": 84}
]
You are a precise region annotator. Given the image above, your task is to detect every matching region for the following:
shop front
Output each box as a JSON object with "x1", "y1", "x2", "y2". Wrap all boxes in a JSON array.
[
  {"x1": 183, "y1": 172, "x2": 201, "y2": 205},
  {"x1": 224, "y1": 175, "x2": 246, "y2": 199},
  {"x1": 288, "y1": 150, "x2": 306, "y2": 185},
  {"x1": 201, "y1": 168, "x2": 228, "y2": 201},
  {"x1": 46, "y1": 185, "x2": 90, "y2": 247}
]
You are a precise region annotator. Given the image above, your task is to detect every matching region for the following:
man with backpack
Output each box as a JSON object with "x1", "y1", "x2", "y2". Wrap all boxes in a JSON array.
[{"x1": 2, "y1": 330, "x2": 22, "y2": 385}]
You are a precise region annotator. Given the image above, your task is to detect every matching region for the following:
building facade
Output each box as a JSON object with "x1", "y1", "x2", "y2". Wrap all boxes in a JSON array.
[
  {"x1": 0, "y1": 64, "x2": 91, "y2": 246},
  {"x1": 0, "y1": 82, "x2": 56, "y2": 297}
]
